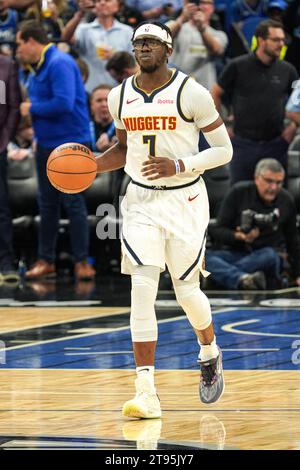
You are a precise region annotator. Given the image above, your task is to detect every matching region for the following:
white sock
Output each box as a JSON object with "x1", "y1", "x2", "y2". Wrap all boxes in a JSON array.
[
  {"x1": 136, "y1": 366, "x2": 155, "y2": 390},
  {"x1": 198, "y1": 336, "x2": 219, "y2": 362}
]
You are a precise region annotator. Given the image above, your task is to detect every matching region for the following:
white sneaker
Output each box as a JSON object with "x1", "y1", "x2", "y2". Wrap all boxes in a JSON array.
[{"x1": 122, "y1": 376, "x2": 162, "y2": 419}]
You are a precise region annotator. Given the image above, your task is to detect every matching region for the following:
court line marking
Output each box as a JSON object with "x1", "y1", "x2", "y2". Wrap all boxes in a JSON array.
[
  {"x1": 67, "y1": 328, "x2": 112, "y2": 334},
  {"x1": 64, "y1": 351, "x2": 134, "y2": 356},
  {"x1": 0, "y1": 309, "x2": 130, "y2": 335},
  {"x1": 62, "y1": 348, "x2": 279, "y2": 355},
  {"x1": 1, "y1": 306, "x2": 297, "y2": 353},
  {"x1": 1, "y1": 367, "x2": 298, "y2": 371},
  {"x1": 0, "y1": 304, "x2": 293, "y2": 342},
  {"x1": 0, "y1": 314, "x2": 188, "y2": 352},
  {"x1": 205, "y1": 287, "x2": 300, "y2": 295},
  {"x1": 0, "y1": 389, "x2": 296, "y2": 395},
  {"x1": 218, "y1": 307, "x2": 300, "y2": 312},
  {"x1": 221, "y1": 348, "x2": 280, "y2": 351},
  {"x1": 222, "y1": 319, "x2": 300, "y2": 338},
  {"x1": 0, "y1": 408, "x2": 299, "y2": 412},
  {"x1": 0, "y1": 310, "x2": 229, "y2": 353}
]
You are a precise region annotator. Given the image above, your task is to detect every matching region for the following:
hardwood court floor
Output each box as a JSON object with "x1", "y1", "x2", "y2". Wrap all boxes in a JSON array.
[
  {"x1": 0, "y1": 368, "x2": 299, "y2": 450},
  {"x1": 0, "y1": 306, "x2": 130, "y2": 333},
  {"x1": 0, "y1": 284, "x2": 300, "y2": 450}
]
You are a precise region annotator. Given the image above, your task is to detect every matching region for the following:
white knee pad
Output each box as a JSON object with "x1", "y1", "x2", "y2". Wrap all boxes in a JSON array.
[
  {"x1": 130, "y1": 265, "x2": 160, "y2": 342},
  {"x1": 172, "y1": 273, "x2": 212, "y2": 330}
]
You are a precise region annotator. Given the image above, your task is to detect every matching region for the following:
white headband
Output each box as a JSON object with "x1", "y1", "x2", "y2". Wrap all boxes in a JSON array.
[{"x1": 132, "y1": 23, "x2": 173, "y2": 48}]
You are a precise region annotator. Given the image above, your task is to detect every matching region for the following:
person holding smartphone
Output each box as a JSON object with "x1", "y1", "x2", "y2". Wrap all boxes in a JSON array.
[{"x1": 167, "y1": 0, "x2": 228, "y2": 90}]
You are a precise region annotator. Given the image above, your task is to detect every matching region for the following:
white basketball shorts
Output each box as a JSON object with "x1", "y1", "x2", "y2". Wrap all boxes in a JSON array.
[{"x1": 120, "y1": 177, "x2": 210, "y2": 281}]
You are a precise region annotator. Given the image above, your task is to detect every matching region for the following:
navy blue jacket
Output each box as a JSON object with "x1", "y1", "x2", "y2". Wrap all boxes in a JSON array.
[{"x1": 28, "y1": 44, "x2": 90, "y2": 148}]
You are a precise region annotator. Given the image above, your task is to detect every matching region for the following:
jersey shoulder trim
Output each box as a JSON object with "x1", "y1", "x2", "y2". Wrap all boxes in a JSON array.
[
  {"x1": 177, "y1": 75, "x2": 194, "y2": 123},
  {"x1": 118, "y1": 78, "x2": 128, "y2": 120}
]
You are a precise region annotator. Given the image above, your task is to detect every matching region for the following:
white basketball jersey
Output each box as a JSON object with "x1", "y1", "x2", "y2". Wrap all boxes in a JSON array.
[{"x1": 108, "y1": 69, "x2": 219, "y2": 186}]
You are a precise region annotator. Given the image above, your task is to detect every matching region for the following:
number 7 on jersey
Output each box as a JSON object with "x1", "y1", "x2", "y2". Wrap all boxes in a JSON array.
[{"x1": 143, "y1": 135, "x2": 156, "y2": 157}]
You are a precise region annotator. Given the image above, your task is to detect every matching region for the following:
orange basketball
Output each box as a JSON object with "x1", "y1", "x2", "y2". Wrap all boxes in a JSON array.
[{"x1": 47, "y1": 143, "x2": 97, "y2": 194}]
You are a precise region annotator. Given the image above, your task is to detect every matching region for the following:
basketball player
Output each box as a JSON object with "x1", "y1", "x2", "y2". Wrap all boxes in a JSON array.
[{"x1": 96, "y1": 21, "x2": 233, "y2": 419}]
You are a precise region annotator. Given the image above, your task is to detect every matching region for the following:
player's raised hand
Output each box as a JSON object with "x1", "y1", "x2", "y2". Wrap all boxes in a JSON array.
[{"x1": 141, "y1": 155, "x2": 177, "y2": 180}]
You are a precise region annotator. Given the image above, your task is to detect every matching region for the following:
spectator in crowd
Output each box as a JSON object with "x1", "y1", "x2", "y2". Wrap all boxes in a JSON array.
[
  {"x1": 224, "y1": 0, "x2": 267, "y2": 58},
  {"x1": 7, "y1": 115, "x2": 35, "y2": 161},
  {"x1": 47, "y1": 0, "x2": 76, "y2": 24},
  {"x1": 169, "y1": 0, "x2": 228, "y2": 90},
  {"x1": 225, "y1": 0, "x2": 268, "y2": 32},
  {"x1": 283, "y1": 0, "x2": 300, "y2": 74},
  {"x1": 206, "y1": 159, "x2": 300, "y2": 290},
  {"x1": 76, "y1": 56, "x2": 89, "y2": 84},
  {"x1": 106, "y1": 51, "x2": 139, "y2": 83},
  {"x1": 0, "y1": 0, "x2": 35, "y2": 9},
  {"x1": 125, "y1": 0, "x2": 182, "y2": 22},
  {"x1": 89, "y1": 83, "x2": 123, "y2": 206},
  {"x1": 243, "y1": 0, "x2": 288, "y2": 50},
  {"x1": 61, "y1": 0, "x2": 133, "y2": 93},
  {"x1": 0, "y1": 0, "x2": 18, "y2": 55},
  {"x1": 89, "y1": 84, "x2": 117, "y2": 152},
  {"x1": 24, "y1": 0, "x2": 73, "y2": 40},
  {"x1": 267, "y1": 0, "x2": 287, "y2": 22},
  {"x1": 211, "y1": 19, "x2": 298, "y2": 184},
  {"x1": 16, "y1": 20, "x2": 95, "y2": 280},
  {"x1": 0, "y1": 53, "x2": 21, "y2": 282},
  {"x1": 286, "y1": 80, "x2": 300, "y2": 126}
]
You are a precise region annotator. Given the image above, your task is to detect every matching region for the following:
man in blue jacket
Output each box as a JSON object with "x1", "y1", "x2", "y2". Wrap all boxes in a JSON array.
[{"x1": 17, "y1": 20, "x2": 95, "y2": 280}]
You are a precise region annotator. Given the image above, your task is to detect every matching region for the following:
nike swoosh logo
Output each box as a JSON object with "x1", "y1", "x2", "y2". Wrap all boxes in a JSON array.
[
  {"x1": 188, "y1": 194, "x2": 200, "y2": 202},
  {"x1": 126, "y1": 98, "x2": 139, "y2": 104}
]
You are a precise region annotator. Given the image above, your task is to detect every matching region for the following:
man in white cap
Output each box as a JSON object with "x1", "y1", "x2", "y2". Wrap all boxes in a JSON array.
[{"x1": 95, "y1": 21, "x2": 233, "y2": 419}]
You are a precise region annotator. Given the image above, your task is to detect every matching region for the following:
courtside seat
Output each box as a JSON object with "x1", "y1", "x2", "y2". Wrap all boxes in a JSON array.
[
  {"x1": 83, "y1": 172, "x2": 115, "y2": 235},
  {"x1": 83, "y1": 172, "x2": 117, "y2": 272},
  {"x1": 7, "y1": 156, "x2": 38, "y2": 260},
  {"x1": 84, "y1": 172, "x2": 114, "y2": 214},
  {"x1": 7, "y1": 156, "x2": 38, "y2": 218},
  {"x1": 202, "y1": 164, "x2": 231, "y2": 219}
]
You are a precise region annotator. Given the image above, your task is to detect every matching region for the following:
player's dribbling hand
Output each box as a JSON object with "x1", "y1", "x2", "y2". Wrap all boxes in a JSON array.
[{"x1": 141, "y1": 155, "x2": 176, "y2": 180}]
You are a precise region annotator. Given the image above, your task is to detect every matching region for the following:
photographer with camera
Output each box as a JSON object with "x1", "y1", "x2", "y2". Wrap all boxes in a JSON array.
[{"x1": 205, "y1": 158, "x2": 300, "y2": 290}]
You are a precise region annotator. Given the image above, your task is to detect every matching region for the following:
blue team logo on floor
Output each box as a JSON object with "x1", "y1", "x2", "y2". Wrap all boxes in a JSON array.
[{"x1": 0, "y1": 308, "x2": 300, "y2": 370}]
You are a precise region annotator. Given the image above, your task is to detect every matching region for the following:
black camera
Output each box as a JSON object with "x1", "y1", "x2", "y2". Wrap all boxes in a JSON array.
[{"x1": 240, "y1": 208, "x2": 280, "y2": 234}]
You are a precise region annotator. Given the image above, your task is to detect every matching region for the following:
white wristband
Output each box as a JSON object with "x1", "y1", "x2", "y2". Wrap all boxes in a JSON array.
[{"x1": 174, "y1": 159, "x2": 181, "y2": 174}]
